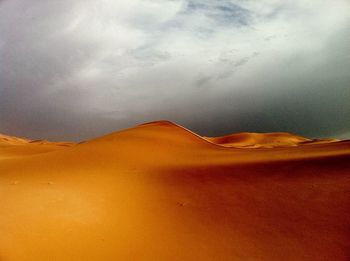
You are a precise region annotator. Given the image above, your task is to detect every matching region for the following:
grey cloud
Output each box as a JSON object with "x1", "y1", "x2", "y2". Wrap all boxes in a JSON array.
[
  {"x1": 0, "y1": 0, "x2": 350, "y2": 141},
  {"x1": 185, "y1": 0, "x2": 253, "y2": 26},
  {"x1": 194, "y1": 75, "x2": 212, "y2": 89},
  {"x1": 217, "y1": 52, "x2": 260, "y2": 80},
  {"x1": 130, "y1": 45, "x2": 172, "y2": 67}
]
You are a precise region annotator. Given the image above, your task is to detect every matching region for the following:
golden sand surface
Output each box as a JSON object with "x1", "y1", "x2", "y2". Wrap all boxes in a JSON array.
[{"x1": 0, "y1": 121, "x2": 349, "y2": 260}]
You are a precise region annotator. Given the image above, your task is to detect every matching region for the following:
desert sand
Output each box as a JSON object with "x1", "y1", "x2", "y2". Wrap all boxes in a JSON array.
[{"x1": 0, "y1": 121, "x2": 349, "y2": 260}]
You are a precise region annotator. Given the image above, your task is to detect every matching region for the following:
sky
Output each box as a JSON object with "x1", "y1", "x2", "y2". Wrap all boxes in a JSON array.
[{"x1": 0, "y1": 0, "x2": 350, "y2": 141}]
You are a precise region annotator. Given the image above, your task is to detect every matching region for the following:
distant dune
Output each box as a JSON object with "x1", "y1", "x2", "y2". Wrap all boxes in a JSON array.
[
  {"x1": 0, "y1": 121, "x2": 349, "y2": 260},
  {"x1": 0, "y1": 133, "x2": 30, "y2": 145},
  {"x1": 205, "y1": 132, "x2": 311, "y2": 148},
  {"x1": 0, "y1": 133, "x2": 74, "y2": 159}
]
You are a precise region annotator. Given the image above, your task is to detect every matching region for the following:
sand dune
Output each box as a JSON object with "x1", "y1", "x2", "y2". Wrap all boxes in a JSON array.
[
  {"x1": 0, "y1": 121, "x2": 349, "y2": 260},
  {"x1": 205, "y1": 132, "x2": 340, "y2": 148},
  {"x1": 0, "y1": 133, "x2": 74, "y2": 159},
  {"x1": 0, "y1": 133, "x2": 30, "y2": 146},
  {"x1": 205, "y1": 132, "x2": 311, "y2": 148}
]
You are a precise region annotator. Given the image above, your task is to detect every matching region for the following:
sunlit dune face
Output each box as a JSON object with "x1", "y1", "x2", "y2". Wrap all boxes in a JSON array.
[{"x1": 0, "y1": 121, "x2": 350, "y2": 260}]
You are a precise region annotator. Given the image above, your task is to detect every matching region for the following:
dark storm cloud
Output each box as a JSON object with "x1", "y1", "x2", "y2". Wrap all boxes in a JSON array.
[{"x1": 0, "y1": 0, "x2": 350, "y2": 141}]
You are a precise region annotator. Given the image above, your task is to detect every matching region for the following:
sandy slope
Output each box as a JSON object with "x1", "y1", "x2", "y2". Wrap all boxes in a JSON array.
[{"x1": 0, "y1": 121, "x2": 349, "y2": 261}]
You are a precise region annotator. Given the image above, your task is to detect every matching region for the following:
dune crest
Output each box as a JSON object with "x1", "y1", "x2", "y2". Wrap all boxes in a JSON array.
[{"x1": 90, "y1": 121, "x2": 340, "y2": 149}]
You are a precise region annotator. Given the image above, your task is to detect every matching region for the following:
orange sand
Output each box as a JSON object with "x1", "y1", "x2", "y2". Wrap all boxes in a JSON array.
[{"x1": 0, "y1": 121, "x2": 349, "y2": 260}]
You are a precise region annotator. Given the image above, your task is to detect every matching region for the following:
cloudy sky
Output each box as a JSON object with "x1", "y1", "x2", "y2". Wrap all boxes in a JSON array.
[{"x1": 0, "y1": 0, "x2": 350, "y2": 141}]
